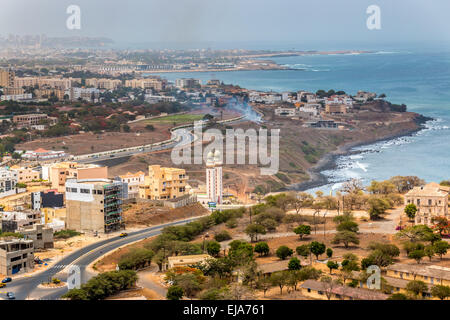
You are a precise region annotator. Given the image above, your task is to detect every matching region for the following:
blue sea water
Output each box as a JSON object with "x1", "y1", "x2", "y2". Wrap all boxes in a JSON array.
[{"x1": 146, "y1": 50, "x2": 450, "y2": 193}]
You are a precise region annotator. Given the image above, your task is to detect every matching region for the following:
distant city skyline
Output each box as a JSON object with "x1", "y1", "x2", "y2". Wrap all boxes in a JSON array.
[{"x1": 1, "y1": 0, "x2": 450, "y2": 50}]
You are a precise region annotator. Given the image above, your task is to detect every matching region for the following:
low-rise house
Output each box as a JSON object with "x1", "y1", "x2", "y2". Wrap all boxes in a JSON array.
[
  {"x1": 325, "y1": 103, "x2": 347, "y2": 114},
  {"x1": 163, "y1": 194, "x2": 197, "y2": 209},
  {"x1": 18, "y1": 224, "x2": 54, "y2": 249},
  {"x1": 0, "y1": 238, "x2": 34, "y2": 275},
  {"x1": 386, "y1": 263, "x2": 450, "y2": 287},
  {"x1": 10, "y1": 166, "x2": 40, "y2": 183},
  {"x1": 117, "y1": 171, "x2": 145, "y2": 199},
  {"x1": 167, "y1": 254, "x2": 211, "y2": 269},
  {"x1": 1, "y1": 211, "x2": 41, "y2": 232},
  {"x1": 300, "y1": 279, "x2": 388, "y2": 300}
]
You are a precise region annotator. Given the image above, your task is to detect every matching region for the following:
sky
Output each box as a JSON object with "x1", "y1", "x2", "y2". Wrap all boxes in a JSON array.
[{"x1": 1, "y1": 0, "x2": 450, "y2": 49}]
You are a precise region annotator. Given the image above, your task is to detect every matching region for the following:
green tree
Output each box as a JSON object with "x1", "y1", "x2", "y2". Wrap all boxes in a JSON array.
[
  {"x1": 167, "y1": 285, "x2": 184, "y2": 300},
  {"x1": 288, "y1": 257, "x2": 301, "y2": 270},
  {"x1": 276, "y1": 245, "x2": 293, "y2": 260},
  {"x1": 336, "y1": 221, "x2": 359, "y2": 233},
  {"x1": 254, "y1": 242, "x2": 270, "y2": 257},
  {"x1": 309, "y1": 241, "x2": 326, "y2": 260},
  {"x1": 431, "y1": 285, "x2": 450, "y2": 300},
  {"x1": 206, "y1": 241, "x2": 221, "y2": 257},
  {"x1": 326, "y1": 261, "x2": 339, "y2": 274},
  {"x1": 332, "y1": 231, "x2": 359, "y2": 248},
  {"x1": 406, "y1": 280, "x2": 428, "y2": 298},
  {"x1": 293, "y1": 225, "x2": 311, "y2": 240},
  {"x1": 326, "y1": 248, "x2": 333, "y2": 258},
  {"x1": 408, "y1": 249, "x2": 425, "y2": 264},
  {"x1": 270, "y1": 271, "x2": 289, "y2": 295},
  {"x1": 245, "y1": 223, "x2": 266, "y2": 242},
  {"x1": 424, "y1": 245, "x2": 435, "y2": 261},
  {"x1": 388, "y1": 293, "x2": 410, "y2": 300},
  {"x1": 404, "y1": 203, "x2": 418, "y2": 222},
  {"x1": 433, "y1": 240, "x2": 450, "y2": 260}
]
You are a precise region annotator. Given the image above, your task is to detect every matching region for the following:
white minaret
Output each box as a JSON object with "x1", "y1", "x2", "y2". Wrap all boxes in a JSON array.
[{"x1": 206, "y1": 149, "x2": 223, "y2": 204}]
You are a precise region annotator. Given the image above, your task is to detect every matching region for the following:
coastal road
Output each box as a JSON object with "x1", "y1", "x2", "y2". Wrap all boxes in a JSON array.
[{"x1": 3, "y1": 216, "x2": 204, "y2": 300}]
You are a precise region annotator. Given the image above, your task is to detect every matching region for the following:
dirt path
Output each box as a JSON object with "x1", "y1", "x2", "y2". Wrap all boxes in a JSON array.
[{"x1": 136, "y1": 266, "x2": 167, "y2": 299}]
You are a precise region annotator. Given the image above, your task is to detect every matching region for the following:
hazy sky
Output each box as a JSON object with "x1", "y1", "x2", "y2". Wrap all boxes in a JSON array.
[{"x1": 1, "y1": 0, "x2": 449, "y2": 48}]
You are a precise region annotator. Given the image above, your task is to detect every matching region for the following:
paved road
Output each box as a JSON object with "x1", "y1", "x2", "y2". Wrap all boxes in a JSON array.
[{"x1": 3, "y1": 216, "x2": 203, "y2": 300}]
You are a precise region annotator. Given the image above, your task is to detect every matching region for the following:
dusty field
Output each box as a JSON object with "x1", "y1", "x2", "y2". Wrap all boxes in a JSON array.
[
  {"x1": 123, "y1": 202, "x2": 208, "y2": 227},
  {"x1": 16, "y1": 123, "x2": 172, "y2": 156}
]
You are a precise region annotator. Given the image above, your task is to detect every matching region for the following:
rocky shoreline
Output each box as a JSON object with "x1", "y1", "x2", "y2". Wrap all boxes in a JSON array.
[{"x1": 288, "y1": 114, "x2": 433, "y2": 192}]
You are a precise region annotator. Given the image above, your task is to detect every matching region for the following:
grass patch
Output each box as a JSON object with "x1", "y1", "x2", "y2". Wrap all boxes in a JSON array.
[
  {"x1": 143, "y1": 114, "x2": 204, "y2": 124},
  {"x1": 54, "y1": 229, "x2": 81, "y2": 239}
]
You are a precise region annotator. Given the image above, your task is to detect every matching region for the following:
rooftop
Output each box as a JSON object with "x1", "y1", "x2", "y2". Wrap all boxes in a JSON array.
[{"x1": 300, "y1": 279, "x2": 388, "y2": 300}]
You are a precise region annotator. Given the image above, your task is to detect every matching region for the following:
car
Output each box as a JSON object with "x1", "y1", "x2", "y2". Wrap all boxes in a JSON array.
[
  {"x1": 6, "y1": 292, "x2": 15, "y2": 300},
  {"x1": 0, "y1": 283, "x2": 6, "y2": 288},
  {"x1": 119, "y1": 232, "x2": 128, "y2": 238},
  {"x1": 1, "y1": 277, "x2": 12, "y2": 283}
]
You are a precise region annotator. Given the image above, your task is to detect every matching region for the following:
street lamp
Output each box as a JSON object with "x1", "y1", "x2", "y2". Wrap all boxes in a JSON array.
[{"x1": 203, "y1": 233, "x2": 209, "y2": 253}]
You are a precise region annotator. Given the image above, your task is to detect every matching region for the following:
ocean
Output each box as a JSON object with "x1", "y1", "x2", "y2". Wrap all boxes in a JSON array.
[{"x1": 146, "y1": 50, "x2": 450, "y2": 194}]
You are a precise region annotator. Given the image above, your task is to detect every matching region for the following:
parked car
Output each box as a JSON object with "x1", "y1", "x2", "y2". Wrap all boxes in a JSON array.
[
  {"x1": 6, "y1": 292, "x2": 15, "y2": 300},
  {"x1": 1, "y1": 277, "x2": 12, "y2": 283}
]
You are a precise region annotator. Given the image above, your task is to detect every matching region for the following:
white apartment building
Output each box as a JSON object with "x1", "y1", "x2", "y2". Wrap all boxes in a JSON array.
[{"x1": 0, "y1": 168, "x2": 19, "y2": 198}]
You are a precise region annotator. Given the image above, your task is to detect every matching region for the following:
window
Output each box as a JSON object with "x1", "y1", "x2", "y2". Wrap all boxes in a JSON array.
[
  {"x1": 428, "y1": 199, "x2": 432, "y2": 206},
  {"x1": 70, "y1": 188, "x2": 77, "y2": 193},
  {"x1": 80, "y1": 188, "x2": 90, "y2": 194}
]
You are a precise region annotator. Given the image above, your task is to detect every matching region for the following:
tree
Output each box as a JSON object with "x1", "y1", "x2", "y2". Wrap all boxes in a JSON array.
[
  {"x1": 288, "y1": 257, "x2": 301, "y2": 270},
  {"x1": 424, "y1": 245, "x2": 435, "y2": 261},
  {"x1": 276, "y1": 245, "x2": 293, "y2": 260},
  {"x1": 404, "y1": 203, "x2": 418, "y2": 222},
  {"x1": 286, "y1": 270, "x2": 302, "y2": 292},
  {"x1": 341, "y1": 253, "x2": 360, "y2": 272},
  {"x1": 432, "y1": 217, "x2": 450, "y2": 236},
  {"x1": 270, "y1": 271, "x2": 289, "y2": 295},
  {"x1": 326, "y1": 248, "x2": 333, "y2": 258},
  {"x1": 175, "y1": 273, "x2": 203, "y2": 299},
  {"x1": 254, "y1": 242, "x2": 270, "y2": 257},
  {"x1": 367, "y1": 196, "x2": 391, "y2": 220},
  {"x1": 296, "y1": 245, "x2": 310, "y2": 261},
  {"x1": 388, "y1": 293, "x2": 410, "y2": 300},
  {"x1": 214, "y1": 231, "x2": 232, "y2": 242},
  {"x1": 332, "y1": 231, "x2": 359, "y2": 248},
  {"x1": 408, "y1": 249, "x2": 425, "y2": 264},
  {"x1": 320, "y1": 276, "x2": 340, "y2": 300},
  {"x1": 406, "y1": 280, "x2": 428, "y2": 298},
  {"x1": 396, "y1": 225, "x2": 440, "y2": 243},
  {"x1": 309, "y1": 241, "x2": 326, "y2": 260},
  {"x1": 293, "y1": 225, "x2": 311, "y2": 240},
  {"x1": 298, "y1": 266, "x2": 322, "y2": 281},
  {"x1": 256, "y1": 277, "x2": 272, "y2": 297},
  {"x1": 245, "y1": 224, "x2": 266, "y2": 242},
  {"x1": 292, "y1": 192, "x2": 314, "y2": 215},
  {"x1": 206, "y1": 241, "x2": 221, "y2": 257},
  {"x1": 326, "y1": 261, "x2": 339, "y2": 274},
  {"x1": 167, "y1": 285, "x2": 184, "y2": 300},
  {"x1": 433, "y1": 240, "x2": 450, "y2": 260},
  {"x1": 431, "y1": 285, "x2": 450, "y2": 300}
]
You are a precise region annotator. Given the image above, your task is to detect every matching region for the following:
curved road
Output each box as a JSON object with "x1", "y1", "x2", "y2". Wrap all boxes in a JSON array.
[{"x1": 4, "y1": 216, "x2": 203, "y2": 300}]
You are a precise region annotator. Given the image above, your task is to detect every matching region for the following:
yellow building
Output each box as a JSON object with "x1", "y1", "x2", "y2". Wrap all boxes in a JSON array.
[
  {"x1": 46, "y1": 162, "x2": 108, "y2": 192},
  {"x1": 167, "y1": 254, "x2": 211, "y2": 269},
  {"x1": 42, "y1": 207, "x2": 67, "y2": 224},
  {"x1": 10, "y1": 166, "x2": 40, "y2": 183},
  {"x1": 386, "y1": 263, "x2": 450, "y2": 287},
  {"x1": 300, "y1": 279, "x2": 388, "y2": 300},
  {"x1": 138, "y1": 165, "x2": 188, "y2": 200}
]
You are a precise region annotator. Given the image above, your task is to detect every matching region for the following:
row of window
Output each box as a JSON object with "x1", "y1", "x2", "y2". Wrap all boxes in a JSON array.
[{"x1": 66, "y1": 187, "x2": 103, "y2": 195}]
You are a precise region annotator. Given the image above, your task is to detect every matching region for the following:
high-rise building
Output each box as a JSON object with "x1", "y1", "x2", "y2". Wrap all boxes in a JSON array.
[
  {"x1": 66, "y1": 179, "x2": 124, "y2": 234},
  {"x1": 206, "y1": 150, "x2": 223, "y2": 204},
  {"x1": 0, "y1": 68, "x2": 15, "y2": 87}
]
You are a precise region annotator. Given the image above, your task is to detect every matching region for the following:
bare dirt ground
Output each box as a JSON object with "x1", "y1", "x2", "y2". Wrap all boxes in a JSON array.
[
  {"x1": 123, "y1": 202, "x2": 208, "y2": 228},
  {"x1": 16, "y1": 123, "x2": 172, "y2": 156}
]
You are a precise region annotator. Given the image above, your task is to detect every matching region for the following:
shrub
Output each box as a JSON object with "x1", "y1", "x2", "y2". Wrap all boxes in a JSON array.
[
  {"x1": 167, "y1": 285, "x2": 184, "y2": 300},
  {"x1": 288, "y1": 257, "x2": 301, "y2": 270},
  {"x1": 206, "y1": 241, "x2": 221, "y2": 257},
  {"x1": 214, "y1": 231, "x2": 232, "y2": 242},
  {"x1": 53, "y1": 229, "x2": 81, "y2": 239},
  {"x1": 118, "y1": 248, "x2": 154, "y2": 270}
]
